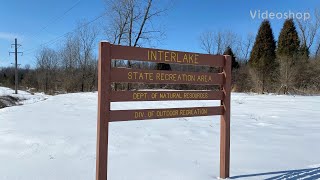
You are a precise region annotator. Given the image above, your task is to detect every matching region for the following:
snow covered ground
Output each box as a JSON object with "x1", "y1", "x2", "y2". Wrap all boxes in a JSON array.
[
  {"x1": 0, "y1": 87, "x2": 48, "y2": 106},
  {"x1": 0, "y1": 87, "x2": 320, "y2": 180}
]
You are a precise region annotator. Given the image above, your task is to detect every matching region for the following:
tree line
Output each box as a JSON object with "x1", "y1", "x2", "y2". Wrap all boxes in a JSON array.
[
  {"x1": 0, "y1": 21, "x2": 99, "y2": 94},
  {"x1": 0, "y1": 1, "x2": 319, "y2": 95},
  {"x1": 230, "y1": 19, "x2": 320, "y2": 94},
  {"x1": 199, "y1": 10, "x2": 320, "y2": 94}
]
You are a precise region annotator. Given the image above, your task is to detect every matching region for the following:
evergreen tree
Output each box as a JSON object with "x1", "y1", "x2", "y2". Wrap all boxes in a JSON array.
[
  {"x1": 223, "y1": 46, "x2": 239, "y2": 70},
  {"x1": 277, "y1": 19, "x2": 300, "y2": 94},
  {"x1": 249, "y1": 20, "x2": 277, "y2": 93},
  {"x1": 277, "y1": 19, "x2": 300, "y2": 58}
]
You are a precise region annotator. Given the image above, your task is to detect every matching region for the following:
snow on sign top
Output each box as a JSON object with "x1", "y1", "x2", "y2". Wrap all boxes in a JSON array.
[
  {"x1": 96, "y1": 42, "x2": 232, "y2": 180},
  {"x1": 110, "y1": 44, "x2": 225, "y2": 67}
]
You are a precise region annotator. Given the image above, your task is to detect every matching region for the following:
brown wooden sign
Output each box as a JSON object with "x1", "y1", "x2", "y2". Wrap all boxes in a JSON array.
[
  {"x1": 110, "y1": 91, "x2": 224, "y2": 102},
  {"x1": 111, "y1": 68, "x2": 224, "y2": 85},
  {"x1": 96, "y1": 42, "x2": 231, "y2": 180},
  {"x1": 111, "y1": 44, "x2": 225, "y2": 67},
  {"x1": 110, "y1": 106, "x2": 224, "y2": 121}
]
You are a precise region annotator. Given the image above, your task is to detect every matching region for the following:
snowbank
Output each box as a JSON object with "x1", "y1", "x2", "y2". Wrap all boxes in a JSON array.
[{"x1": 0, "y1": 87, "x2": 48, "y2": 107}]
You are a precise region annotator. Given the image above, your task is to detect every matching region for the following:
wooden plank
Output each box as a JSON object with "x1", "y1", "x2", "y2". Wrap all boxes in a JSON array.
[
  {"x1": 96, "y1": 42, "x2": 111, "y2": 180},
  {"x1": 110, "y1": 91, "x2": 224, "y2": 102},
  {"x1": 109, "y1": 106, "x2": 224, "y2": 122},
  {"x1": 110, "y1": 44, "x2": 225, "y2": 67},
  {"x1": 110, "y1": 68, "x2": 224, "y2": 85},
  {"x1": 220, "y1": 55, "x2": 231, "y2": 179}
]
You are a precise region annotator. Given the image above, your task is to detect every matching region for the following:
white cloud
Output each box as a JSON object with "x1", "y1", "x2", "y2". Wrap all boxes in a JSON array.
[{"x1": 0, "y1": 32, "x2": 19, "y2": 41}]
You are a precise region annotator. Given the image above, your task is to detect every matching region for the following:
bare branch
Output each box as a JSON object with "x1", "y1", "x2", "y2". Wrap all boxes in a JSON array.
[
  {"x1": 199, "y1": 31, "x2": 214, "y2": 54},
  {"x1": 296, "y1": 8, "x2": 320, "y2": 53},
  {"x1": 239, "y1": 33, "x2": 255, "y2": 61},
  {"x1": 133, "y1": 0, "x2": 152, "y2": 47}
]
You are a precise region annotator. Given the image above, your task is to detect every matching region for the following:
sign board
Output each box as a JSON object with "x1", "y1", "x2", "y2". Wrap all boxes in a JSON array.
[{"x1": 96, "y1": 42, "x2": 231, "y2": 180}]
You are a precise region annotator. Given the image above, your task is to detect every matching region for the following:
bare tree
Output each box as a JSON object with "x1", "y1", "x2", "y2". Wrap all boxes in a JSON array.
[
  {"x1": 61, "y1": 35, "x2": 80, "y2": 69},
  {"x1": 36, "y1": 47, "x2": 59, "y2": 93},
  {"x1": 220, "y1": 31, "x2": 239, "y2": 54},
  {"x1": 60, "y1": 34, "x2": 81, "y2": 92},
  {"x1": 199, "y1": 30, "x2": 239, "y2": 55},
  {"x1": 59, "y1": 21, "x2": 98, "y2": 92},
  {"x1": 277, "y1": 56, "x2": 299, "y2": 94},
  {"x1": 296, "y1": 9, "x2": 320, "y2": 55},
  {"x1": 77, "y1": 21, "x2": 99, "y2": 92},
  {"x1": 105, "y1": 0, "x2": 130, "y2": 45},
  {"x1": 199, "y1": 31, "x2": 214, "y2": 54},
  {"x1": 238, "y1": 33, "x2": 255, "y2": 61},
  {"x1": 104, "y1": 0, "x2": 169, "y2": 90},
  {"x1": 105, "y1": 0, "x2": 167, "y2": 48},
  {"x1": 315, "y1": 34, "x2": 320, "y2": 57}
]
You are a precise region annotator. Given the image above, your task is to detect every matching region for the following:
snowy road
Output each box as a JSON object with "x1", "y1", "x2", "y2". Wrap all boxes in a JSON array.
[{"x1": 0, "y1": 90, "x2": 320, "y2": 180}]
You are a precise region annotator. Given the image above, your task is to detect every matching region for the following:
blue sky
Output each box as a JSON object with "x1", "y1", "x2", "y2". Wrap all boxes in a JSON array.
[{"x1": 0, "y1": 0, "x2": 319, "y2": 67}]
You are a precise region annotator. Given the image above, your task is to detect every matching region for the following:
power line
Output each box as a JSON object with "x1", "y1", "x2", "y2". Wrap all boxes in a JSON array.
[
  {"x1": 0, "y1": 57, "x2": 11, "y2": 64},
  {"x1": 24, "y1": 11, "x2": 107, "y2": 56},
  {"x1": 39, "y1": 0, "x2": 82, "y2": 32},
  {"x1": 21, "y1": 0, "x2": 82, "y2": 44}
]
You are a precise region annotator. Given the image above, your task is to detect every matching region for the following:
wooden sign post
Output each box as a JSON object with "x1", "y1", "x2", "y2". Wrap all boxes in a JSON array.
[{"x1": 96, "y1": 42, "x2": 231, "y2": 180}]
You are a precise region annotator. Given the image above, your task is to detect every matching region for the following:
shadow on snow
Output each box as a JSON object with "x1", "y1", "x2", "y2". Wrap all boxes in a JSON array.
[{"x1": 230, "y1": 167, "x2": 320, "y2": 180}]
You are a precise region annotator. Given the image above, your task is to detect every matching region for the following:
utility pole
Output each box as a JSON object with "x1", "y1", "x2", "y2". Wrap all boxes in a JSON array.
[{"x1": 9, "y1": 38, "x2": 23, "y2": 94}]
